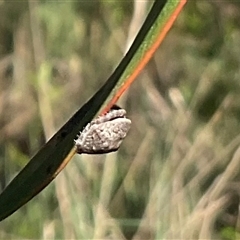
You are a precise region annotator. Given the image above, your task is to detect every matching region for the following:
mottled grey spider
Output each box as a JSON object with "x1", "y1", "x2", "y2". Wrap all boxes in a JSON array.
[{"x1": 74, "y1": 105, "x2": 131, "y2": 154}]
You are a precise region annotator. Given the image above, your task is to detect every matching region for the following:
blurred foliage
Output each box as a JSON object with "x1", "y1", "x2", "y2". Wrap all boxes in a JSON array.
[{"x1": 1, "y1": 0, "x2": 240, "y2": 239}]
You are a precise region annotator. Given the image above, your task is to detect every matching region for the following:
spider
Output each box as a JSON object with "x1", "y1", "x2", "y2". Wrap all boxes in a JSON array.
[{"x1": 74, "y1": 105, "x2": 131, "y2": 154}]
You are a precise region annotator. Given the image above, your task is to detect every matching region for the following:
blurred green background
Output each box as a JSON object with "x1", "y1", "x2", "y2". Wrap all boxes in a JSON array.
[{"x1": 1, "y1": 1, "x2": 240, "y2": 239}]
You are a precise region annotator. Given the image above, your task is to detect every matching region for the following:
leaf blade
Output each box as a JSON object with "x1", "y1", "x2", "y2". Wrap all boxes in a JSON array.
[{"x1": 0, "y1": 0, "x2": 187, "y2": 221}]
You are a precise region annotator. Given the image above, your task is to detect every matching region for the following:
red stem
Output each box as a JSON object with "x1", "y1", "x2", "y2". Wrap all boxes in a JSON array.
[{"x1": 103, "y1": 0, "x2": 187, "y2": 114}]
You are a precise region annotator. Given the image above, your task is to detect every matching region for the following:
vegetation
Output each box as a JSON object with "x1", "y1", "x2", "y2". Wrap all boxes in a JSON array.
[{"x1": 1, "y1": 1, "x2": 240, "y2": 239}]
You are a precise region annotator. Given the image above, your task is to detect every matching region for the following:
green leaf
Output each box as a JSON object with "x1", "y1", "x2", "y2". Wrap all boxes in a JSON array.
[{"x1": 0, "y1": 0, "x2": 186, "y2": 221}]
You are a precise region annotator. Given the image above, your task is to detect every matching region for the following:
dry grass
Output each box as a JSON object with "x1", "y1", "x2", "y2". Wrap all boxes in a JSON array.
[{"x1": 1, "y1": 1, "x2": 240, "y2": 239}]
